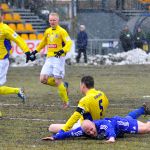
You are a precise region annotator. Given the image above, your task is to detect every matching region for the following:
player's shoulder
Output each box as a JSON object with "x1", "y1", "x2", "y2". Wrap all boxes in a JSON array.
[
  {"x1": 2, "y1": 23, "x2": 10, "y2": 29},
  {"x1": 45, "y1": 27, "x2": 51, "y2": 33},
  {"x1": 79, "y1": 94, "x2": 93, "y2": 104},
  {"x1": 58, "y1": 25, "x2": 68, "y2": 33}
]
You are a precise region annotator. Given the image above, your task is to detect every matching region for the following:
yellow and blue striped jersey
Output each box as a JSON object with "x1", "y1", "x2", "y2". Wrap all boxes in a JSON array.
[
  {"x1": 36, "y1": 25, "x2": 72, "y2": 57},
  {"x1": 62, "y1": 88, "x2": 109, "y2": 131},
  {"x1": 0, "y1": 22, "x2": 30, "y2": 60}
]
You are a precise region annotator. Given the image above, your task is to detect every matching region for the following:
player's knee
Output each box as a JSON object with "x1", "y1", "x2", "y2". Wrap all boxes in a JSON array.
[
  {"x1": 40, "y1": 77, "x2": 47, "y2": 84},
  {"x1": 40, "y1": 78, "x2": 47, "y2": 84},
  {"x1": 49, "y1": 124, "x2": 55, "y2": 133},
  {"x1": 55, "y1": 78, "x2": 62, "y2": 86}
]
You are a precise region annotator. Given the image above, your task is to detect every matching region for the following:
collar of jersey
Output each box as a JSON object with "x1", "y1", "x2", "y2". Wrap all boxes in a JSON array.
[{"x1": 86, "y1": 88, "x2": 95, "y2": 95}]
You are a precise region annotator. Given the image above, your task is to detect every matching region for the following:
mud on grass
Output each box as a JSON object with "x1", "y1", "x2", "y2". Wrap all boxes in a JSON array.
[{"x1": 0, "y1": 65, "x2": 150, "y2": 150}]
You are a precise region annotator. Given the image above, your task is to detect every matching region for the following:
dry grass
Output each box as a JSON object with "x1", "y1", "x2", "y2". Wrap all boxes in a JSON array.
[{"x1": 0, "y1": 65, "x2": 150, "y2": 150}]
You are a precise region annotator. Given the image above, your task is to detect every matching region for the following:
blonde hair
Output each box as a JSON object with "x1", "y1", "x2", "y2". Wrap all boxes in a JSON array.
[{"x1": 49, "y1": 12, "x2": 59, "y2": 20}]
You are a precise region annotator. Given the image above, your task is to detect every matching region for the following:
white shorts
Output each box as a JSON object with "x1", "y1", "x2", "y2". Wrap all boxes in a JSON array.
[
  {"x1": 72, "y1": 120, "x2": 82, "y2": 130},
  {"x1": 40, "y1": 57, "x2": 65, "y2": 78},
  {"x1": 0, "y1": 59, "x2": 9, "y2": 86}
]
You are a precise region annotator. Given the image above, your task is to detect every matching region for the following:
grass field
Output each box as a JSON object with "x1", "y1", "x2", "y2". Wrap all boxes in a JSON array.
[{"x1": 0, "y1": 65, "x2": 150, "y2": 150}]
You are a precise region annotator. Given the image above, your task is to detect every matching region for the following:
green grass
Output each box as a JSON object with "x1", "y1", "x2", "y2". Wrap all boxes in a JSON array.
[{"x1": 0, "y1": 65, "x2": 150, "y2": 150}]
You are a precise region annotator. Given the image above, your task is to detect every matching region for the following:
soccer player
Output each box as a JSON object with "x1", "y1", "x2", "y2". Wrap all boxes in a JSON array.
[
  {"x1": 30, "y1": 12, "x2": 72, "y2": 109},
  {"x1": 48, "y1": 75, "x2": 109, "y2": 133},
  {"x1": 0, "y1": 10, "x2": 31, "y2": 102},
  {"x1": 42, "y1": 105, "x2": 150, "y2": 142}
]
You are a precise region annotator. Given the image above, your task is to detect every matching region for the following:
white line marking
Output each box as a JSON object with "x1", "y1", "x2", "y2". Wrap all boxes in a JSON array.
[
  {"x1": 143, "y1": 95, "x2": 150, "y2": 98},
  {"x1": 3, "y1": 117, "x2": 66, "y2": 122},
  {"x1": 0, "y1": 103, "x2": 134, "y2": 107}
]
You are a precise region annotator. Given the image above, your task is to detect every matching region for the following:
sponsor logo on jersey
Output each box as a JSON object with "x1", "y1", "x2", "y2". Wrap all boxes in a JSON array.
[
  {"x1": 48, "y1": 44, "x2": 57, "y2": 48},
  {"x1": 55, "y1": 34, "x2": 59, "y2": 38},
  {"x1": 12, "y1": 33, "x2": 18, "y2": 38}
]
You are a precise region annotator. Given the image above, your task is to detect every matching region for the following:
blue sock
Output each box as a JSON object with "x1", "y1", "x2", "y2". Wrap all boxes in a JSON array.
[{"x1": 126, "y1": 107, "x2": 145, "y2": 119}]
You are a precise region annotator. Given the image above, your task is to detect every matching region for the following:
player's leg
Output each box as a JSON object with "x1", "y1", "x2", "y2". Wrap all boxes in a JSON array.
[
  {"x1": 55, "y1": 78, "x2": 69, "y2": 109},
  {"x1": 49, "y1": 119, "x2": 82, "y2": 133},
  {"x1": 40, "y1": 57, "x2": 69, "y2": 108},
  {"x1": 49, "y1": 124, "x2": 65, "y2": 133},
  {"x1": 0, "y1": 86, "x2": 19, "y2": 94},
  {"x1": 40, "y1": 58, "x2": 66, "y2": 87},
  {"x1": 0, "y1": 59, "x2": 25, "y2": 102},
  {"x1": 40, "y1": 58, "x2": 55, "y2": 86},
  {"x1": 53, "y1": 57, "x2": 69, "y2": 109},
  {"x1": 137, "y1": 120, "x2": 150, "y2": 134},
  {"x1": 0, "y1": 86, "x2": 26, "y2": 102},
  {"x1": 126, "y1": 103, "x2": 150, "y2": 119}
]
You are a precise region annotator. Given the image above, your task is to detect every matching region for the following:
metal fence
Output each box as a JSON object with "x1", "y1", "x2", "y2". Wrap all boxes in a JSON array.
[
  {"x1": 76, "y1": 0, "x2": 149, "y2": 11},
  {"x1": 75, "y1": 39, "x2": 121, "y2": 55}
]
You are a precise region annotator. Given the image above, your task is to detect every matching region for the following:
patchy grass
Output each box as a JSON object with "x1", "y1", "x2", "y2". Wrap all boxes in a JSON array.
[{"x1": 0, "y1": 65, "x2": 150, "y2": 150}]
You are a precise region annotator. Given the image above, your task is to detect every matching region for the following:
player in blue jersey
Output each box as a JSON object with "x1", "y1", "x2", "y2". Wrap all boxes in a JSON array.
[
  {"x1": 42, "y1": 104, "x2": 150, "y2": 142},
  {"x1": 42, "y1": 115, "x2": 150, "y2": 143}
]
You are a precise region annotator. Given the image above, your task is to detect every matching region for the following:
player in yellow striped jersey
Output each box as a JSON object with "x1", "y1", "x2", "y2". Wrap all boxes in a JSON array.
[
  {"x1": 48, "y1": 76, "x2": 109, "y2": 133},
  {"x1": 31, "y1": 12, "x2": 72, "y2": 109},
  {"x1": 0, "y1": 10, "x2": 31, "y2": 103}
]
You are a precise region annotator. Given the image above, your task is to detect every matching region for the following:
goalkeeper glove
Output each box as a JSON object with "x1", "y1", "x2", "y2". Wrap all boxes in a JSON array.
[
  {"x1": 54, "y1": 50, "x2": 64, "y2": 58},
  {"x1": 25, "y1": 52, "x2": 31, "y2": 63},
  {"x1": 30, "y1": 50, "x2": 38, "y2": 61}
]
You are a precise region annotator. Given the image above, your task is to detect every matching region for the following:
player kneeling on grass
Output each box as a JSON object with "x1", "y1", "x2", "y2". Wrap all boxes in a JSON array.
[{"x1": 42, "y1": 104, "x2": 150, "y2": 143}]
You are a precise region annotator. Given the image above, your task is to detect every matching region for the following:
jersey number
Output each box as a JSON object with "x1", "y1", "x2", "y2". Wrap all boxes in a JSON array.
[{"x1": 99, "y1": 99, "x2": 103, "y2": 117}]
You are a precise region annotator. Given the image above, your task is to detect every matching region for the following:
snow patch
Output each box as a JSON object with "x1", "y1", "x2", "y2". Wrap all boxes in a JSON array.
[{"x1": 10, "y1": 49, "x2": 150, "y2": 67}]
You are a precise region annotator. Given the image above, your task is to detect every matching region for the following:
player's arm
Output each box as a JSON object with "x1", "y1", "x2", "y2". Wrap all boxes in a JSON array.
[
  {"x1": 61, "y1": 29, "x2": 72, "y2": 53},
  {"x1": 102, "y1": 122, "x2": 116, "y2": 143},
  {"x1": 29, "y1": 31, "x2": 47, "y2": 61},
  {"x1": 54, "y1": 127, "x2": 84, "y2": 140},
  {"x1": 61, "y1": 109, "x2": 83, "y2": 131},
  {"x1": 36, "y1": 31, "x2": 47, "y2": 52},
  {"x1": 105, "y1": 137, "x2": 115, "y2": 143},
  {"x1": 62, "y1": 98, "x2": 86, "y2": 131},
  {"x1": 5, "y1": 25, "x2": 30, "y2": 53},
  {"x1": 42, "y1": 127, "x2": 84, "y2": 140}
]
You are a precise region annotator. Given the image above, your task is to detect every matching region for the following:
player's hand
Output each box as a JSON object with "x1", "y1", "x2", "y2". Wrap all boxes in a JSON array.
[
  {"x1": 25, "y1": 52, "x2": 31, "y2": 63},
  {"x1": 42, "y1": 136, "x2": 54, "y2": 141},
  {"x1": 105, "y1": 137, "x2": 115, "y2": 143},
  {"x1": 54, "y1": 50, "x2": 64, "y2": 58},
  {"x1": 30, "y1": 50, "x2": 38, "y2": 61}
]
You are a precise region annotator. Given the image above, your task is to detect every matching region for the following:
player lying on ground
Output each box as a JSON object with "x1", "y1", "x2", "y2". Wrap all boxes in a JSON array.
[
  {"x1": 45, "y1": 103, "x2": 150, "y2": 134},
  {"x1": 43, "y1": 104, "x2": 150, "y2": 140},
  {"x1": 42, "y1": 114, "x2": 150, "y2": 143}
]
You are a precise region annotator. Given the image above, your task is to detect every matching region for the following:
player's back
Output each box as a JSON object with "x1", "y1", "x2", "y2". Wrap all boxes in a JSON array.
[{"x1": 79, "y1": 88, "x2": 109, "y2": 121}]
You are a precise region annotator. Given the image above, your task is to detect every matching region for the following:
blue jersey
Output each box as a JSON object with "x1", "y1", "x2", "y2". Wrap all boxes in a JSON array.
[
  {"x1": 53, "y1": 116, "x2": 138, "y2": 140},
  {"x1": 94, "y1": 116, "x2": 138, "y2": 139}
]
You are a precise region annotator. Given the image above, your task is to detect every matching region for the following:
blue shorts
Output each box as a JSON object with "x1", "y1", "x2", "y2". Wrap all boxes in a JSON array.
[{"x1": 113, "y1": 116, "x2": 138, "y2": 134}]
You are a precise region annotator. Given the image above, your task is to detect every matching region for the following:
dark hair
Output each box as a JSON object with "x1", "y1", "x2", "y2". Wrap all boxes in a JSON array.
[{"x1": 81, "y1": 76, "x2": 94, "y2": 89}]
